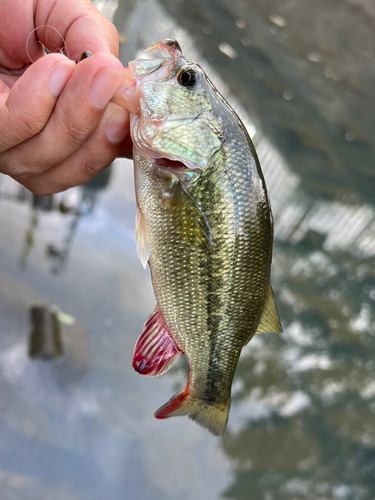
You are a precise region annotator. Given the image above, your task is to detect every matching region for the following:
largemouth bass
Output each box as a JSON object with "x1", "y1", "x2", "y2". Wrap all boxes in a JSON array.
[{"x1": 121, "y1": 39, "x2": 282, "y2": 436}]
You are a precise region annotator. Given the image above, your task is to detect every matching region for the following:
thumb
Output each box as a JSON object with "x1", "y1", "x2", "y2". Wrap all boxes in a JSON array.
[{"x1": 36, "y1": 0, "x2": 119, "y2": 60}]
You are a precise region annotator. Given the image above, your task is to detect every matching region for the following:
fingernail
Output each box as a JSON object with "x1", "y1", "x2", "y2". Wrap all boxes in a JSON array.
[
  {"x1": 104, "y1": 104, "x2": 129, "y2": 143},
  {"x1": 49, "y1": 61, "x2": 75, "y2": 97},
  {"x1": 90, "y1": 68, "x2": 124, "y2": 109}
]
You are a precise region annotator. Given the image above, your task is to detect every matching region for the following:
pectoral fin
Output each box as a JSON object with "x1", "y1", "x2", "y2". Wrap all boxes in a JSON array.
[
  {"x1": 255, "y1": 286, "x2": 283, "y2": 335},
  {"x1": 133, "y1": 307, "x2": 181, "y2": 376},
  {"x1": 135, "y1": 207, "x2": 150, "y2": 269},
  {"x1": 163, "y1": 183, "x2": 213, "y2": 246}
]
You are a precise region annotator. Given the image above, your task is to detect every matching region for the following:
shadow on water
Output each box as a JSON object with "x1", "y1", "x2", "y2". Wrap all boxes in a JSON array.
[{"x1": 0, "y1": 0, "x2": 374, "y2": 498}]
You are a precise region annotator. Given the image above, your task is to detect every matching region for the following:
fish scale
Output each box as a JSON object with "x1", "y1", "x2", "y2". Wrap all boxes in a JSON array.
[
  {"x1": 124, "y1": 39, "x2": 282, "y2": 435},
  {"x1": 135, "y1": 129, "x2": 270, "y2": 398}
]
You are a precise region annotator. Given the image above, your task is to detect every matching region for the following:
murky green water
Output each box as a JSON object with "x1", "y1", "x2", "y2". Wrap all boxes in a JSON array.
[{"x1": 0, "y1": 1, "x2": 374, "y2": 499}]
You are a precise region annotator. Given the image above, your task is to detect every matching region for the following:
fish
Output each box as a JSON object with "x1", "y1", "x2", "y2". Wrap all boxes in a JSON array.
[{"x1": 119, "y1": 39, "x2": 282, "y2": 436}]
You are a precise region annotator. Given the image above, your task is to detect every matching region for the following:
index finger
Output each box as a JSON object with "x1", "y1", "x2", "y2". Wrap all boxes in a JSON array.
[{"x1": 0, "y1": 54, "x2": 75, "y2": 156}]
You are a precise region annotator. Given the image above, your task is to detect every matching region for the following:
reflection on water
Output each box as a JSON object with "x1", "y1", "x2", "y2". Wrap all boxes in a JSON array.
[
  {"x1": 28, "y1": 304, "x2": 64, "y2": 359},
  {"x1": 222, "y1": 241, "x2": 375, "y2": 499},
  {"x1": 0, "y1": 166, "x2": 113, "y2": 274},
  {"x1": 0, "y1": 0, "x2": 374, "y2": 498}
]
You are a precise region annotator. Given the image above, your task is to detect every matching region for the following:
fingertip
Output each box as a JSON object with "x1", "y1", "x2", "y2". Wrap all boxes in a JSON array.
[
  {"x1": 82, "y1": 52, "x2": 124, "y2": 110},
  {"x1": 88, "y1": 51, "x2": 124, "y2": 71},
  {"x1": 102, "y1": 102, "x2": 129, "y2": 144},
  {"x1": 37, "y1": 52, "x2": 76, "y2": 68},
  {"x1": 48, "y1": 59, "x2": 76, "y2": 98},
  {"x1": 17, "y1": 52, "x2": 76, "y2": 93}
]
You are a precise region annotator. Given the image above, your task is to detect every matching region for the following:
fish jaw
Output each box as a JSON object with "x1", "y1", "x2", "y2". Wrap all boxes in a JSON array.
[{"x1": 114, "y1": 54, "x2": 223, "y2": 174}]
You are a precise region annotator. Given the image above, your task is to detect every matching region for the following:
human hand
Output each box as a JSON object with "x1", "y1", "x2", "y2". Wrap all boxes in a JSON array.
[{"x1": 0, "y1": 0, "x2": 130, "y2": 195}]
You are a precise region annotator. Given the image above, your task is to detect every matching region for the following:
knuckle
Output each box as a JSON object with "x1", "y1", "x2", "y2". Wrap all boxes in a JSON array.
[
  {"x1": 26, "y1": 181, "x2": 57, "y2": 197},
  {"x1": 7, "y1": 160, "x2": 33, "y2": 180},
  {"x1": 0, "y1": 108, "x2": 45, "y2": 153},
  {"x1": 9, "y1": 157, "x2": 44, "y2": 180},
  {"x1": 101, "y1": 14, "x2": 119, "y2": 40},
  {"x1": 80, "y1": 155, "x2": 105, "y2": 178},
  {"x1": 21, "y1": 111, "x2": 45, "y2": 136},
  {"x1": 108, "y1": 23, "x2": 119, "y2": 42},
  {"x1": 63, "y1": 119, "x2": 93, "y2": 147},
  {"x1": 13, "y1": 171, "x2": 33, "y2": 180}
]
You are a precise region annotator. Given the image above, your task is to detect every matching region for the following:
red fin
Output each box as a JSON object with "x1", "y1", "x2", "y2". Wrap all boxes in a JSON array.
[
  {"x1": 132, "y1": 307, "x2": 181, "y2": 377},
  {"x1": 155, "y1": 384, "x2": 190, "y2": 419},
  {"x1": 154, "y1": 383, "x2": 230, "y2": 436}
]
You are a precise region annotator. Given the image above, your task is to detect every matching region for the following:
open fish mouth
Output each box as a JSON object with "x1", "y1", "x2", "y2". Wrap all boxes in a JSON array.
[
  {"x1": 154, "y1": 157, "x2": 195, "y2": 173},
  {"x1": 130, "y1": 114, "x2": 205, "y2": 173}
]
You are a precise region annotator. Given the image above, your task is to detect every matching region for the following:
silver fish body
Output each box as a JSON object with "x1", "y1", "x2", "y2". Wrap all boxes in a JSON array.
[{"x1": 122, "y1": 40, "x2": 282, "y2": 435}]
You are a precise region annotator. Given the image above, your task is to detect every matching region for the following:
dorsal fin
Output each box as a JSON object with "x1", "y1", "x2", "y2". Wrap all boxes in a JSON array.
[
  {"x1": 135, "y1": 207, "x2": 150, "y2": 269},
  {"x1": 133, "y1": 307, "x2": 181, "y2": 376},
  {"x1": 255, "y1": 286, "x2": 283, "y2": 335}
]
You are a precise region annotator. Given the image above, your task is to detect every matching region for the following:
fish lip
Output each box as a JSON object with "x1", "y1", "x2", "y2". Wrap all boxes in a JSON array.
[{"x1": 134, "y1": 143, "x2": 202, "y2": 176}]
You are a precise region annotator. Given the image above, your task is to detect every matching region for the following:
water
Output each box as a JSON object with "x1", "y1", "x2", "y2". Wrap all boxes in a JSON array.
[{"x1": 0, "y1": 0, "x2": 374, "y2": 498}]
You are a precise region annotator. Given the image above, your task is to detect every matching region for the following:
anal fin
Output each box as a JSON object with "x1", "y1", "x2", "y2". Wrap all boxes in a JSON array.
[
  {"x1": 133, "y1": 307, "x2": 181, "y2": 376},
  {"x1": 255, "y1": 285, "x2": 283, "y2": 335}
]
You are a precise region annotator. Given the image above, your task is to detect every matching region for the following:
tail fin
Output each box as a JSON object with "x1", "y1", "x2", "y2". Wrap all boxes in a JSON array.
[{"x1": 154, "y1": 385, "x2": 230, "y2": 436}]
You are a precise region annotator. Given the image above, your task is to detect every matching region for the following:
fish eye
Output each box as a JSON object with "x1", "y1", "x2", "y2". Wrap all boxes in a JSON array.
[{"x1": 177, "y1": 69, "x2": 197, "y2": 87}]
